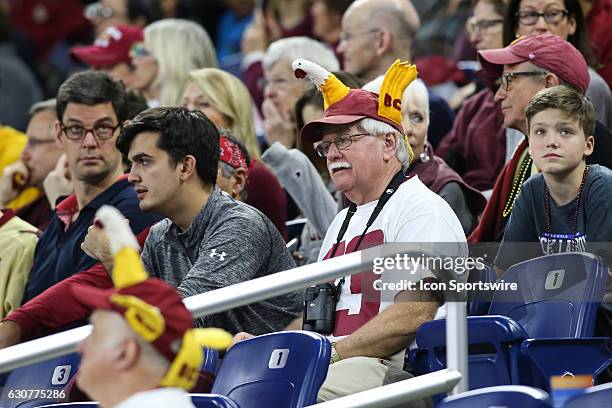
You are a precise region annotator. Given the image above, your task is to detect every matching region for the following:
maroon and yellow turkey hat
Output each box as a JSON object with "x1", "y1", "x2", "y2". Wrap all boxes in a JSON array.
[{"x1": 293, "y1": 59, "x2": 418, "y2": 144}]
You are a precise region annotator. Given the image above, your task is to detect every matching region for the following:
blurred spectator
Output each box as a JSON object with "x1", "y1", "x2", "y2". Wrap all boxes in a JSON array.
[
  {"x1": 470, "y1": 34, "x2": 612, "y2": 242},
  {"x1": 0, "y1": 99, "x2": 61, "y2": 230},
  {"x1": 412, "y1": 0, "x2": 472, "y2": 59},
  {"x1": 0, "y1": 4, "x2": 43, "y2": 131},
  {"x1": 310, "y1": 0, "x2": 354, "y2": 61},
  {"x1": 262, "y1": 37, "x2": 339, "y2": 150},
  {"x1": 85, "y1": 0, "x2": 132, "y2": 36},
  {"x1": 22, "y1": 71, "x2": 158, "y2": 303},
  {"x1": 183, "y1": 67, "x2": 288, "y2": 239},
  {"x1": 338, "y1": 0, "x2": 456, "y2": 149},
  {"x1": 436, "y1": 0, "x2": 509, "y2": 192},
  {"x1": 582, "y1": 0, "x2": 612, "y2": 88},
  {"x1": 217, "y1": 130, "x2": 250, "y2": 201},
  {"x1": 8, "y1": 0, "x2": 90, "y2": 63},
  {"x1": 216, "y1": 0, "x2": 254, "y2": 74},
  {"x1": 0, "y1": 210, "x2": 37, "y2": 319},
  {"x1": 504, "y1": 0, "x2": 612, "y2": 128},
  {"x1": 70, "y1": 25, "x2": 144, "y2": 89},
  {"x1": 240, "y1": 0, "x2": 315, "y2": 111},
  {"x1": 131, "y1": 19, "x2": 217, "y2": 107}
]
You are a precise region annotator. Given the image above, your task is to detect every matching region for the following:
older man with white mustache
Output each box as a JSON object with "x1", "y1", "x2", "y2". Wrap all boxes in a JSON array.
[{"x1": 234, "y1": 59, "x2": 467, "y2": 404}]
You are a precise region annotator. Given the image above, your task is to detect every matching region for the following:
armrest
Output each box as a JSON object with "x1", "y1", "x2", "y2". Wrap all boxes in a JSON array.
[
  {"x1": 416, "y1": 315, "x2": 527, "y2": 349},
  {"x1": 189, "y1": 394, "x2": 241, "y2": 408}
]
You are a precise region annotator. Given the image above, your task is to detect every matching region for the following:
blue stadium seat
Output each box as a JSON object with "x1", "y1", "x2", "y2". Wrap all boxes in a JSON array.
[
  {"x1": 190, "y1": 394, "x2": 241, "y2": 408},
  {"x1": 466, "y1": 265, "x2": 497, "y2": 316},
  {"x1": 0, "y1": 352, "x2": 81, "y2": 408},
  {"x1": 191, "y1": 330, "x2": 331, "y2": 408},
  {"x1": 203, "y1": 347, "x2": 219, "y2": 375},
  {"x1": 439, "y1": 385, "x2": 551, "y2": 407},
  {"x1": 562, "y1": 381, "x2": 612, "y2": 407},
  {"x1": 412, "y1": 253, "x2": 611, "y2": 391}
]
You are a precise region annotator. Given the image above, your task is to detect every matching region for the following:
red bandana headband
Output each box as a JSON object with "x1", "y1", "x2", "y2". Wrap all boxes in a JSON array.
[{"x1": 219, "y1": 136, "x2": 247, "y2": 169}]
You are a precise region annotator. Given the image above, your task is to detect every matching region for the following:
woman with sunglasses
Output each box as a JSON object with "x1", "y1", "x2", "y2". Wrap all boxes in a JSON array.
[{"x1": 503, "y1": 0, "x2": 611, "y2": 128}]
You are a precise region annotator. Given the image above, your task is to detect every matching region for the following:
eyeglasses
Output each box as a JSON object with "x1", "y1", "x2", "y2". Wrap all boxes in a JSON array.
[
  {"x1": 517, "y1": 9, "x2": 568, "y2": 25},
  {"x1": 129, "y1": 42, "x2": 151, "y2": 59},
  {"x1": 314, "y1": 133, "x2": 372, "y2": 158},
  {"x1": 84, "y1": 2, "x2": 126, "y2": 20},
  {"x1": 500, "y1": 71, "x2": 548, "y2": 91},
  {"x1": 60, "y1": 123, "x2": 121, "y2": 142},
  {"x1": 469, "y1": 18, "x2": 503, "y2": 33},
  {"x1": 339, "y1": 29, "x2": 380, "y2": 43}
]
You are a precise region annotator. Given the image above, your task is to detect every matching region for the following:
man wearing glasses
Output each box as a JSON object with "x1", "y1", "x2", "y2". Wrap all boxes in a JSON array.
[
  {"x1": 469, "y1": 33, "x2": 612, "y2": 242},
  {"x1": 20, "y1": 71, "x2": 158, "y2": 303}
]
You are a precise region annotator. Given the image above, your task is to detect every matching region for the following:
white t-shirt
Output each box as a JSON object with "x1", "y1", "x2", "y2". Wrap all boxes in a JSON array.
[
  {"x1": 114, "y1": 388, "x2": 195, "y2": 408},
  {"x1": 318, "y1": 176, "x2": 467, "y2": 343}
]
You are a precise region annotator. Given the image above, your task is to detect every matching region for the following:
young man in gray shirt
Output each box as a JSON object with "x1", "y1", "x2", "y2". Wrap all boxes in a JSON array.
[{"x1": 111, "y1": 107, "x2": 303, "y2": 334}]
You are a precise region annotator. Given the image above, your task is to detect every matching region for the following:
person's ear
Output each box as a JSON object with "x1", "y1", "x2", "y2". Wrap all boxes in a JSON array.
[
  {"x1": 232, "y1": 168, "x2": 248, "y2": 200},
  {"x1": 382, "y1": 132, "x2": 398, "y2": 161},
  {"x1": 55, "y1": 121, "x2": 65, "y2": 149},
  {"x1": 544, "y1": 73, "x2": 560, "y2": 88},
  {"x1": 567, "y1": 15, "x2": 577, "y2": 36},
  {"x1": 584, "y1": 135, "x2": 595, "y2": 157},
  {"x1": 376, "y1": 29, "x2": 393, "y2": 56},
  {"x1": 114, "y1": 338, "x2": 140, "y2": 371},
  {"x1": 179, "y1": 155, "x2": 197, "y2": 181}
]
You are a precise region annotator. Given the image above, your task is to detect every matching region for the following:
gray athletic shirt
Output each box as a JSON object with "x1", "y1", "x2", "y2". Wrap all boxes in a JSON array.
[{"x1": 141, "y1": 187, "x2": 303, "y2": 334}]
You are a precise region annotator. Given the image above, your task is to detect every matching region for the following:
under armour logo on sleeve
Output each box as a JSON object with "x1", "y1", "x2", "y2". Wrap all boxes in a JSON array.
[{"x1": 209, "y1": 248, "x2": 227, "y2": 261}]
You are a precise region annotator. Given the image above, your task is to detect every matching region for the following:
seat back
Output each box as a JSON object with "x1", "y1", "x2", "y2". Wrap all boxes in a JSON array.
[
  {"x1": 489, "y1": 253, "x2": 607, "y2": 338},
  {"x1": 467, "y1": 265, "x2": 497, "y2": 316},
  {"x1": 561, "y1": 380, "x2": 612, "y2": 407},
  {"x1": 0, "y1": 353, "x2": 81, "y2": 408},
  {"x1": 211, "y1": 331, "x2": 331, "y2": 407},
  {"x1": 440, "y1": 385, "x2": 551, "y2": 408}
]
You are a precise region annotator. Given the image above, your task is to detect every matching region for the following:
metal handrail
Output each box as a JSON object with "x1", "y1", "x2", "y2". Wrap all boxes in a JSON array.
[
  {"x1": 310, "y1": 368, "x2": 462, "y2": 407},
  {"x1": 0, "y1": 247, "x2": 468, "y2": 395}
]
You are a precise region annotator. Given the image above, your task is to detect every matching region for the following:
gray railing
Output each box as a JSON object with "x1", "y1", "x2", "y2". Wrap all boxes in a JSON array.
[{"x1": 0, "y1": 247, "x2": 468, "y2": 394}]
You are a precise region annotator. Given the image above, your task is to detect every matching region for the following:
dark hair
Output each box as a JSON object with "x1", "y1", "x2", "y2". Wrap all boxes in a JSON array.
[
  {"x1": 118, "y1": 107, "x2": 220, "y2": 187},
  {"x1": 525, "y1": 85, "x2": 596, "y2": 138},
  {"x1": 503, "y1": 0, "x2": 598, "y2": 67},
  {"x1": 126, "y1": 89, "x2": 149, "y2": 120},
  {"x1": 56, "y1": 71, "x2": 129, "y2": 123},
  {"x1": 0, "y1": 4, "x2": 11, "y2": 43},
  {"x1": 471, "y1": 0, "x2": 507, "y2": 18}
]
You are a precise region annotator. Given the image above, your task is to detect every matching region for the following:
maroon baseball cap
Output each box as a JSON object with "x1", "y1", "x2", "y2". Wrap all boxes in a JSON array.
[
  {"x1": 70, "y1": 25, "x2": 143, "y2": 67},
  {"x1": 300, "y1": 89, "x2": 404, "y2": 143},
  {"x1": 72, "y1": 277, "x2": 193, "y2": 362},
  {"x1": 478, "y1": 34, "x2": 589, "y2": 94}
]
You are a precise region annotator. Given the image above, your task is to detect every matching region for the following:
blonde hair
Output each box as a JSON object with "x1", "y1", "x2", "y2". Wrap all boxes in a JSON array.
[
  {"x1": 145, "y1": 19, "x2": 218, "y2": 107},
  {"x1": 188, "y1": 68, "x2": 261, "y2": 159}
]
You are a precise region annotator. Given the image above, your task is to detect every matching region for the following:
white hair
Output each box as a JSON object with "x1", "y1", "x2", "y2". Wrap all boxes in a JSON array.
[
  {"x1": 263, "y1": 37, "x2": 339, "y2": 71},
  {"x1": 357, "y1": 118, "x2": 412, "y2": 170}
]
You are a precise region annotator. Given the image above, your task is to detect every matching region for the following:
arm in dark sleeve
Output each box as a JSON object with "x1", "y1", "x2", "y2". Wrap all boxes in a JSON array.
[
  {"x1": 4, "y1": 228, "x2": 151, "y2": 340},
  {"x1": 438, "y1": 182, "x2": 475, "y2": 235},
  {"x1": 494, "y1": 183, "x2": 538, "y2": 270}
]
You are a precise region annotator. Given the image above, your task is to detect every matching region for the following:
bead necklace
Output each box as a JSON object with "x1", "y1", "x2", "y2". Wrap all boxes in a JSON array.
[
  {"x1": 542, "y1": 165, "x2": 589, "y2": 253},
  {"x1": 502, "y1": 155, "x2": 532, "y2": 219}
]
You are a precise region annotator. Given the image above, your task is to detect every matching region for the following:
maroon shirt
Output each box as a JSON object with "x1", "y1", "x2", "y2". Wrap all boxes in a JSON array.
[
  {"x1": 16, "y1": 193, "x2": 52, "y2": 231},
  {"x1": 586, "y1": 0, "x2": 612, "y2": 88},
  {"x1": 245, "y1": 160, "x2": 288, "y2": 241},
  {"x1": 436, "y1": 88, "x2": 506, "y2": 191}
]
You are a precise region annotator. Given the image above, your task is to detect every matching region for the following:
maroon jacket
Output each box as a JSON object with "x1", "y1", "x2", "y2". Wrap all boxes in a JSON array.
[
  {"x1": 436, "y1": 88, "x2": 506, "y2": 191},
  {"x1": 409, "y1": 144, "x2": 486, "y2": 220},
  {"x1": 586, "y1": 0, "x2": 612, "y2": 88},
  {"x1": 245, "y1": 160, "x2": 288, "y2": 241}
]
